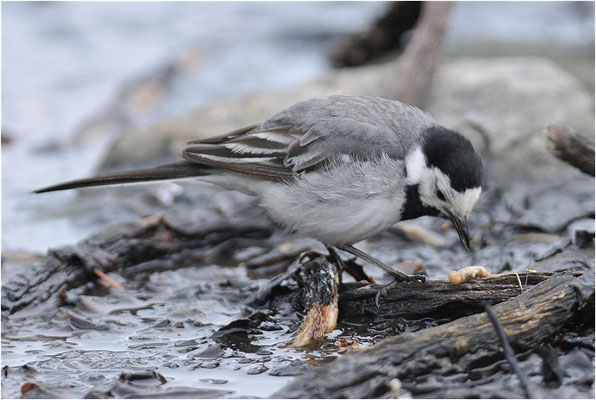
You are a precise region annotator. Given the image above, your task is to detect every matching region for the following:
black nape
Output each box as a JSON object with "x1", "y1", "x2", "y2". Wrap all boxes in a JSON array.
[{"x1": 422, "y1": 126, "x2": 484, "y2": 192}]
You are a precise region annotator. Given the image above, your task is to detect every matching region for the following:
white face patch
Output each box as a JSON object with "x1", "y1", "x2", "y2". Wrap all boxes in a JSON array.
[
  {"x1": 455, "y1": 187, "x2": 482, "y2": 216},
  {"x1": 405, "y1": 146, "x2": 482, "y2": 217},
  {"x1": 405, "y1": 146, "x2": 426, "y2": 185}
]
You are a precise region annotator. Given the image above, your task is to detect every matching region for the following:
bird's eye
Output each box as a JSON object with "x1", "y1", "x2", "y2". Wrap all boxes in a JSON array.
[{"x1": 436, "y1": 189, "x2": 446, "y2": 201}]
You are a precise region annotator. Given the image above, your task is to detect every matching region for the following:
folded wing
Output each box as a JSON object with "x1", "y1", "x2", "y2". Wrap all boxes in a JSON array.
[{"x1": 182, "y1": 96, "x2": 436, "y2": 180}]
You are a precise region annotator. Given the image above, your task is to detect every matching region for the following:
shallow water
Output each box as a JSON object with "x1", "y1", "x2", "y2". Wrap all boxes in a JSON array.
[{"x1": 1, "y1": 261, "x2": 374, "y2": 398}]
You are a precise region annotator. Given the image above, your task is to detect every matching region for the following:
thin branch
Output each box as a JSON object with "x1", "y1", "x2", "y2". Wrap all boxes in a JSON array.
[{"x1": 484, "y1": 303, "x2": 535, "y2": 399}]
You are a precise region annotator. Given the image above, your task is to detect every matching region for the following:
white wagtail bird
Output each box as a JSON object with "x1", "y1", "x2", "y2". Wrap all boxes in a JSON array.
[{"x1": 35, "y1": 95, "x2": 483, "y2": 282}]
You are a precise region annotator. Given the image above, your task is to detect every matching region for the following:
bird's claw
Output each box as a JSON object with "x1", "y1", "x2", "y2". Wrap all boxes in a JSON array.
[
  {"x1": 388, "y1": 271, "x2": 426, "y2": 283},
  {"x1": 374, "y1": 278, "x2": 409, "y2": 310},
  {"x1": 299, "y1": 250, "x2": 324, "y2": 263},
  {"x1": 375, "y1": 289, "x2": 382, "y2": 309}
]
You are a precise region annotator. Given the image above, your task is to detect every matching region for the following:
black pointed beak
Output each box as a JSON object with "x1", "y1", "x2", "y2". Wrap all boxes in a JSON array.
[{"x1": 447, "y1": 212, "x2": 471, "y2": 251}]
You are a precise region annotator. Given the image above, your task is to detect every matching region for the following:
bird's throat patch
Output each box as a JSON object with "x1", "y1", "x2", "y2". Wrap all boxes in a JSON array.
[{"x1": 401, "y1": 184, "x2": 441, "y2": 220}]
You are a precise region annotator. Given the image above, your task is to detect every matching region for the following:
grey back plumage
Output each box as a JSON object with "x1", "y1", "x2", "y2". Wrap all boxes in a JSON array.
[{"x1": 182, "y1": 95, "x2": 436, "y2": 179}]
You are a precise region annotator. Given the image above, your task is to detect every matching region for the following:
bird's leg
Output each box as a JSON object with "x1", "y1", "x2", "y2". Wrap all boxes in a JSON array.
[
  {"x1": 336, "y1": 244, "x2": 425, "y2": 283},
  {"x1": 326, "y1": 246, "x2": 375, "y2": 283},
  {"x1": 325, "y1": 246, "x2": 343, "y2": 268}
]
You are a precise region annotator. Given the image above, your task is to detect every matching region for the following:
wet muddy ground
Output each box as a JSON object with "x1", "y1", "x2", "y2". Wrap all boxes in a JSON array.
[
  {"x1": 2, "y1": 3, "x2": 594, "y2": 398},
  {"x1": 2, "y1": 163, "x2": 594, "y2": 398}
]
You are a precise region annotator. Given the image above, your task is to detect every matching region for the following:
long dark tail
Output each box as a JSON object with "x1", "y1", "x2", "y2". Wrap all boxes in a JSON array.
[{"x1": 34, "y1": 161, "x2": 209, "y2": 193}]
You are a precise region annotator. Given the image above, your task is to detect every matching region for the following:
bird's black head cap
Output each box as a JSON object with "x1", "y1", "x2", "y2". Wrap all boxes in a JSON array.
[{"x1": 422, "y1": 126, "x2": 484, "y2": 192}]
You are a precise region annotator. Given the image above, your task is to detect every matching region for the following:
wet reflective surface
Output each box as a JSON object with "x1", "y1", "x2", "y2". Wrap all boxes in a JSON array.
[{"x1": 2, "y1": 169, "x2": 593, "y2": 397}]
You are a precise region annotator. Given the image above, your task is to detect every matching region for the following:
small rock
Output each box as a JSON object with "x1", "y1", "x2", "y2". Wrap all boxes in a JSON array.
[
  {"x1": 151, "y1": 319, "x2": 171, "y2": 328},
  {"x1": 199, "y1": 378, "x2": 228, "y2": 385},
  {"x1": 199, "y1": 361, "x2": 220, "y2": 369},
  {"x1": 247, "y1": 364, "x2": 268, "y2": 375},
  {"x1": 174, "y1": 339, "x2": 198, "y2": 347},
  {"x1": 268, "y1": 362, "x2": 312, "y2": 377},
  {"x1": 195, "y1": 344, "x2": 225, "y2": 359},
  {"x1": 258, "y1": 321, "x2": 283, "y2": 331}
]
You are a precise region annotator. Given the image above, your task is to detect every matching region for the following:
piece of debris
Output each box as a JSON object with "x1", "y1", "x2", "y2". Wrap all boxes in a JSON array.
[
  {"x1": 336, "y1": 337, "x2": 359, "y2": 352},
  {"x1": 94, "y1": 268, "x2": 124, "y2": 290},
  {"x1": 545, "y1": 125, "x2": 594, "y2": 176},
  {"x1": 536, "y1": 344, "x2": 565, "y2": 385},
  {"x1": 448, "y1": 266, "x2": 490, "y2": 284},
  {"x1": 389, "y1": 378, "x2": 402, "y2": 398},
  {"x1": 68, "y1": 312, "x2": 110, "y2": 331},
  {"x1": 118, "y1": 370, "x2": 167, "y2": 384},
  {"x1": 289, "y1": 256, "x2": 341, "y2": 347},
  {"x1": 394, "y1": 222, "x2": 448, "y2": 247}
]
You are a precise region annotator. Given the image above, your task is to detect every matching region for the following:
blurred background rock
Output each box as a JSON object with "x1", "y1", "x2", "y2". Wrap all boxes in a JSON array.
[{"x1": 2, "y1": 1, "x2": 594, "y2": 255}]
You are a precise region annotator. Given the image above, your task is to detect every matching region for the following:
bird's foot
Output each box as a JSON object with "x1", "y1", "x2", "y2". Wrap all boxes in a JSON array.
[
  {"x1": 373, "y1": 271, "x2": 426, "y2": 309},
  {"x1": 299, "y1": 250, "x2": 325, "y2": 263},
  {"x1": 373, "y1": 279, "x2": 408, "y2": 309}
]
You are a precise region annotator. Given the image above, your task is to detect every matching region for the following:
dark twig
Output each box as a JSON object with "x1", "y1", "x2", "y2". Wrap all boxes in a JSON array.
[{"x1": 484, "y1": 303, "x2": 535, "y2": 399}]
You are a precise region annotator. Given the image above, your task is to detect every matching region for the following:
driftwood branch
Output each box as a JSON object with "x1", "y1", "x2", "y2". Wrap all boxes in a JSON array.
[
  {"x1": 394, "y1": 1, "x2": 452, "y2": 107},
  {"x1": 546, "y1": 125, "x2": 595, "y2": 176},
  {"x1": 248, "y1": 250, "x2": 587, "y2": 351},
  {"x1": 338, "y1": 272, "x2": 563, "y2": 323},
  {"x1": 248, "y1": 254, "x2": 562, "y2": 325},
  {"x1": 274, "y1": 272, "x2": 594, "y2": 398},
  {"x1": 1, "y1": 214, "x2": 273, "y2": 315}
]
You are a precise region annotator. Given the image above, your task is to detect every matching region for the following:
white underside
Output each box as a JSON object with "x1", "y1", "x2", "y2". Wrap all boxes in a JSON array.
[{"x1": 199, "y1": 155, "x2": 407, "y2": 245}]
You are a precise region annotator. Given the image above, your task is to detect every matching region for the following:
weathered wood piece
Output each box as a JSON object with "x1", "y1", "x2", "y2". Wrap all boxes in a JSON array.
[
  {"x1": 247, "y1": 248, "x2": 587, "y2": 327},
  {"x1": 546, "y1": 125, "x2": 595, "y2": 176},
  {"x1": 1, "y1": 214, "x2": 272, "y2": 315},
  {"x1": 246, "y1": 251, "x2": 585, "y2": 325},
  {"x1": 394, "y1": 2, "x2": 452, "y2": 107},
  {"x1": 248, "y1": 252, "x2": 560, "y2": 323},
  {"x1": 290, "y1": 256, "x2": 341, "y2": 347},
  {"x1": 274, "y1": 272, "x2": 594, "y2": 398},
  {"x1": 338, "y1": 272, "x2": 562, "y2": 323}
]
